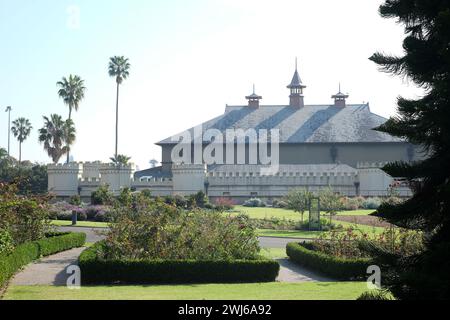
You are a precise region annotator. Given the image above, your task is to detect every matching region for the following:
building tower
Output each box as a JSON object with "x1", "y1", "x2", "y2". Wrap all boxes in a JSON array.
[
  {"x1": 332, "y1": 84, "x2": 349, "y2": 107},
  {"x1": 287, "y1": 59, "x2": 307, "y2": 108},
  {"x1": 245, "y1": 84, "x2": 262, "y2": 108}
]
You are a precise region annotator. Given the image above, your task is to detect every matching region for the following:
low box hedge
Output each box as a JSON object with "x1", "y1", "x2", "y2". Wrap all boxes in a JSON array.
[
  {"x1": 79, "y1": 242, "x2": 280, "y2": 285},
  {"x1": 286, "y1": 242, "x2": 372, "y2": 280},
  {"x1": 0, "y1": 232, "x2": 86, "y2": 288}
]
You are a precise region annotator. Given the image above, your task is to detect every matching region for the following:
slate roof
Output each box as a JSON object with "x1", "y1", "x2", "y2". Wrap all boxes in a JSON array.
[
  {"x1": 287, "y1": 69, "x2": 306, "y2": 88},
  {"x1": 157, "y1": 104, "x2": 403, "y2": 145}
]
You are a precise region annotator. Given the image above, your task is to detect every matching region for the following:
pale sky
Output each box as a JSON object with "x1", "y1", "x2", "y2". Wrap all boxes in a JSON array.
[{"x1": 0, "y1": 0, "x2": 423, "y2": 170}]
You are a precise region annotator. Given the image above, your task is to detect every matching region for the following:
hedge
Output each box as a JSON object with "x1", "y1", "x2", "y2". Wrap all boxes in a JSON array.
[
  {"x1": 79, "y1": 242, "x2": 280, "y2": 285},
  {"x1": 0, "y1": 232, "x2": 86, "y2": 288},
  {"x1": 286, "y1": 242, "x2": 372, "y2": 280}
]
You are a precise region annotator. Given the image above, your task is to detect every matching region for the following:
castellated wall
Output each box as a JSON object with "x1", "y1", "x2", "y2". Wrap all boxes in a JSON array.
[{"x1": 47, "y1": 162, "x2": 411, "y2": 202}]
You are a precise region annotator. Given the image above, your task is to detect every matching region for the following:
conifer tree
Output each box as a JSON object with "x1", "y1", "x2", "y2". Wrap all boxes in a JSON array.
[{"x1": 369, "y1": 0, "x2": 450, "y2": 299}]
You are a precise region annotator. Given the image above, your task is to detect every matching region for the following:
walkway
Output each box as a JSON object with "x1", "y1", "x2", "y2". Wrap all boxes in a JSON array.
[
  {"x1": 7, "y1": 227, "x2": 329, "y2": 286},
  {"x1": 10, "y1": 247, "x2": 85, "y2": 286}
]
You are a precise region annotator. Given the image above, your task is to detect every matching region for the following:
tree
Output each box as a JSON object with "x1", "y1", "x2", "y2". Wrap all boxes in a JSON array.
[
  {"x1": 11, "y1": 118, "x2": 32, "y2": 163},
  {"x1": 0, "y1": 148, "x2": 7, "y2": 161},
  {"x1": 108, "y1": 56, "x2": 131, "y2": 159},
  {"x1": 110, "y1": 154, "x2": 131, "y2": 166},
  {"x1": 367, "y1": 0, "x2": 450, "y2": 299},
  {"x1": 284, "y1": 188, "x2": 312, "y2": 224},
  {"x1": 57, "y1": 75, "x2": 86, "y2": 163},
  {"x1": 38, "y1": 115, "x2": 76, "y2": 164},
  {"x1": 318, "y1": 187, "x2": 341, "y2": 224}
]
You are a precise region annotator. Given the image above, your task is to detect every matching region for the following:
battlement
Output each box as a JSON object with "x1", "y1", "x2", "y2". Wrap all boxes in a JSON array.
[{"x1": 357, "y1": 162, "x2": 390, "y2": 169}]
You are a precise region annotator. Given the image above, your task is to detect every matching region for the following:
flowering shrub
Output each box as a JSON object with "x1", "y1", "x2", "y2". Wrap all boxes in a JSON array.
[
  {"x1": 312, "y1": 227, "x2": 424, "y2": 259},
  {"x1": 0, "y1": 183, "x2": 51, "y2": 246},
  {"x1": 100, "y1": 200, "x2": 260, "y2": 261},
  {"x1": 214, "y1": 197, "x2": 235, "y2": 211}
]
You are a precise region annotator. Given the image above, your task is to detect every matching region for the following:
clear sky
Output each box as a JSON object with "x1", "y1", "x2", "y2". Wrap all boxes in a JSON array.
[{"x1": 0, "y1": 0, "x2": 423, "y2": 170}]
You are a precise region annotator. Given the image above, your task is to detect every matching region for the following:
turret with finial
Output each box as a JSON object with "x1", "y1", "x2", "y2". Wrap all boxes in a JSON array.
[{"x1": 287, "y1": 58, "x2": 306, "y2": 108}]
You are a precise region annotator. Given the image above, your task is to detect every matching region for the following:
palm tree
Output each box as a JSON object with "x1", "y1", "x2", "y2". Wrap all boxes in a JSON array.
[
  {"x1": 57, "y1": 75, "x2": 86, "y2": 163},
  {"x1": 11, "y1": 118, "x2": 32, "y2": 163},
  {"x1": 108, "y1": 56, "x2": 131, "y2": 159},
  {"x1": 38, "y1": 114, "x2": 76, "y2": 164},
  {"x1": 110, "y1": 154, "x2": 131, "y2": 166}
]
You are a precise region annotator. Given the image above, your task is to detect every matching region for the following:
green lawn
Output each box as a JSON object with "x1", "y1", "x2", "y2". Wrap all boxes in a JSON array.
[
  {"x1": 260, "y1": 248, "x2": 288, "y2": 259},
  {"x1": 3, "y1": 283, "x2": 369, "y2": 300},
  {"x1": 50, "y1": 220, "x2": 109, "y2": 228},
  {"x1": 234, "y1": 205, "x2": 374, "y2": 222}
]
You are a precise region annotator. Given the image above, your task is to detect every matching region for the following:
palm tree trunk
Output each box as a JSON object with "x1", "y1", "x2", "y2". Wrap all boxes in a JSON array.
[
  {"x1": 115, "y1": 82, "x2": 120, "y2": 159},
  {"x1": 67, "y1": 108, "x2": 72, "y2": 164},
  {"x1": 19, "y1": 142, "x2": 22, "y2": 164}
]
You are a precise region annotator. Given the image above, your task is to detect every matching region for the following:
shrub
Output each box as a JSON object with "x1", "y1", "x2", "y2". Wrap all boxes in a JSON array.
[
  {"x1": 193, "y1": 191, "x2": 208, "y2": 208},
  {"x1": 104, "y1": 205, "x2": 260, "y2": 261},
  {"x1": 79, "y1": 242, "x2": 279, "y2": 285},
  {"x1": 69, "y1": 195, "x2": 82, "y2": 206},
  {"x1": 117, "y1": 188, "x2": 133, "y2": 207},
  {"x1": 340, "y1": 197, "x2": 365, "y2": 211},
  {"x1": 272, "y1": 199, "x2": 288, "y2": 208},
  {"x1": 0, "y1": 183, "x2": 51, "y2": 246},
  {"x1": 362, "y1": 197, "x2": 382, "y2": 210},
  {"x1": 140, "y1": 189, "x2": 152, "y2": 199},
  {"x1": 251, "y1": 217, "x2": 298, "y2": 230},
  {"x1": 56, "y1": 211, "x2": 73, "y2": 221},
  {"x1": 0, "y1": 232, "x2": 86, "y2": 288},
  {"x1": 174, "y1": 195, "x2": 188, "y2": 209},
  {"x1": 214, "y1": 197, "x2": 235, "y2": 211},
  {"x1": 0, "y1": 229, "x2": 14, "y2": 256},
  {"x1": 91, "y1": 185, "x2": 114, "y2": 205},
  {"x1": 243, "y1": 198, "x2": 266, "y2": 207},
  {"x1": 286, "y1": 242, "x2": 371, "y2": 280}
]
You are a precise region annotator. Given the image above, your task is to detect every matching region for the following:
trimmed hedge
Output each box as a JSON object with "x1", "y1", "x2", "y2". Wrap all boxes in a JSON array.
[
  {"x1": 286, "y1": 242, "x2": 372, "y2": 280},
  {"x1": 0, "y1": 232, "x2": 86, "y2": 288},
  {"x1": 79, "y1": 242, "x2": 280, "y2": 285}
]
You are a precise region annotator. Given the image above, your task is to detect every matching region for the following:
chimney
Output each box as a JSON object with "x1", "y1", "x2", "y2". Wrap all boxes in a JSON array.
[
  {"x1": 332, "y1": 84, "x2": 349, "y2": 107},
  {"x1": 246, "y1": 85, "x2": 262, "y2": 108}
]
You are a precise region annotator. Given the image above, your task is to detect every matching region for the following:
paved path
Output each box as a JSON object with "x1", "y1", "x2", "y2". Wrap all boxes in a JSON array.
[
  {"x1": 57, "y1": 226, "x2": 302, "y2": 248},
  {"x1": 276, "y1": 259, "x2": 332, "y2": 283},
  {"x1": 8, "y1": 227, "x2": 327, "y2": 286},
  {"x1": 10, "y1": 248, "x2": 85, "y2": 286}
]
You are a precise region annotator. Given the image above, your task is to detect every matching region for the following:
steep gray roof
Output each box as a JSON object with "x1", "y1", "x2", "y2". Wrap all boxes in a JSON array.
[
  {"x1": 287, "y1": 70, "x2": 305, "y2": 88},
  {"x1": 157, "y1": 104, "x2": 403, "y2": 145}
]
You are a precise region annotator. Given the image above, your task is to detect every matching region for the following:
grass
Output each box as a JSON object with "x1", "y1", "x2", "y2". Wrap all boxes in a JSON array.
[
  {"x1": 260, "y1": 248, "x2": 288, "y2": 259},
  {"x1": 3, "y1": 282, "x2": 369, "y2": 300},
  {"x1": 50, "y1": 220, "x2": 109, "y2": 228},
  {"x1": 234, "y1": 205, "x2": 374, "y2": 222}
]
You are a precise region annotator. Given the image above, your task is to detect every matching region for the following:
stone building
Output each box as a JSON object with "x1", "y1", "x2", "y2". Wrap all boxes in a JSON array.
[{"x1": 48, "y1": 64, "x2": 418, "y2": 202}]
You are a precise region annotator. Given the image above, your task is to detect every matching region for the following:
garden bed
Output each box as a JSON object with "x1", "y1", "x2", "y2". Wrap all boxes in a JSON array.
[
  {"x1": 286, "y1": 242, "x2": 372, "y2": 281},
  {"x1": 0, "y1": 232, "x2": 86, "y2": 288},
  {"x1": 79, "y1": 242, "x2": 280, "y2": 285}
]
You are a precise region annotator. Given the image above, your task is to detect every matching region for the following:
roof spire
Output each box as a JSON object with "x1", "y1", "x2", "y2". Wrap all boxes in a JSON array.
[{"x1": 288, "y1": 59, "x2": 306, "y2": 108}]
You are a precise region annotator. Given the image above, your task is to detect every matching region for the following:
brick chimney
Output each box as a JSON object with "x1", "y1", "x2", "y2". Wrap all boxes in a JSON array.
[{"x1": 246, "y1": 84, "x2": 262, "y2": 108}]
